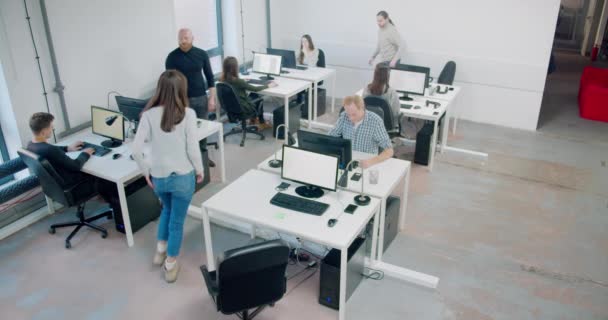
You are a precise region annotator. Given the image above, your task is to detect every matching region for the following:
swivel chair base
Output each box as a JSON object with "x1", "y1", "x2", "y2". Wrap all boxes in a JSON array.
[
  {"x1": 223, "y1": 122, "x2": 265, "y2": 147},
  {"x1": 49, "y1": 203, "x2": 113, "y2": 249}
]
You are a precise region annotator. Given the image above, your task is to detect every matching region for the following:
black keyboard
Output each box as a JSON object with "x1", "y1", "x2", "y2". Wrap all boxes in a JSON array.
[
  {"x1": 295, "y1": 65, "x2": 308, "y2": 70},
  {"x1": 81, "y1": 142, "x2": 111, "y2": 157},
  {"x1": 270, "y1": 193, "x2": 329, "y2": 216},
  {"x1": 401, "y1": 104, "x2": 413, "y2": 109},
  {"x1": 246, "y1": 78, "x2": 271, "y2": 85}
]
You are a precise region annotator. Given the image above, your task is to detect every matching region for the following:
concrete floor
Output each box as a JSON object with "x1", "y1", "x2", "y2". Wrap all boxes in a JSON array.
[{"x1": 1, "y1": 51, "x2": 607, "y2": 319}]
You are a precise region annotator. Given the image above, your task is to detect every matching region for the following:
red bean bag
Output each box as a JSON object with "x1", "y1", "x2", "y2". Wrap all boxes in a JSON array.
[{"x1": 579, "y1": 66, "x2": 608, "y2": 122}]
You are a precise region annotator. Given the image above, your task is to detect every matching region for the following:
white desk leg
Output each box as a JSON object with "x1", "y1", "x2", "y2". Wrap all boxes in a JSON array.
[
  {"x1": 370, "y1": 207, "x2": 380, "y2": 263},
  {"x1": 331, "y1": 72, "x2": 336, "y2": 113},
  {"x1": 377, "y1": 199, "x2": 388, "y2": 261},
  {"x1": 452, "y1": 116, "x2": 458, "y2": 136},
  {"x1": 308, "y1": 84, "x2": 313, "y2": 128},
  {"x1": 338, "y1": 246, "x2": 348, "y2": 320},
  {"x1": 428, "y1": 121, "x2": 439, "y2": 172},
  {"x1": 284, "y1": 96, "x2": 290, "y2": 143},
  {"x1": 45, "y1": 196, "x2": 55, "y2": 214},
  {"x1": 117, "y1": 180, "x2": 134, "y2": 247},
  {"x1": 440, "y1": 110, "x2": 449, "y2": 153},
  {"x1": 218, "y1": 125, "x2": 226, "y2": 183},
  {"x1": 202, "y1": 206, "x2": 216, "y2": 271},
  {"x1": 399, "y1": 170, "x2": 410, "y2": 232}
]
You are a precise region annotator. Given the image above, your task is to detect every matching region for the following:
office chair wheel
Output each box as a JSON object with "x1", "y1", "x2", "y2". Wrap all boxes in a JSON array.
[
  {"x1": 49, "y1": 227, "x2": 56, "y2": 234},
  {"x1": 260, "y1": 135, "x2": 265, "y2": 140},
  {"x1": 101, "y1": 231, "x2": 108, "y2": 239},
  {"x1": 269, "y1": 303, "x2": 275, "y2": 307},
  {"x1": 239, "y1": 141, "x2": 245, "y2": 147},
  {"x1": 65, "y1": 241, "x2": 71, "y2": 249}
]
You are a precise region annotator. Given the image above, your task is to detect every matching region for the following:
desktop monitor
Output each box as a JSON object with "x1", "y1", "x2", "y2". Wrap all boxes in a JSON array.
[
  {"x1": 297, "y1": 129, "x2": 353, "y2": 171},
  {"x1": 389, "y1": 64, "x2": 430, "y2": 101},
  {"x1": 281, "y1": 145, "x2": 338, "y2": 198},
  {"x1": 266, "y1": 48, "x2": 297, "y2": 70},
  {"x1": 252, "y1": 52, "x2": 282, "y2": 80},
  {"x1": 115, "y1": 96, "x2": 147, "y2": 123},
  {"x1": 91, "y1": 105, "x2": 124, "y2": 148}
]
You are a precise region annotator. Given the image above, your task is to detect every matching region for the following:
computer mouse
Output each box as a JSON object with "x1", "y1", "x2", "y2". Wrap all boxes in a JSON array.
[
  {"x1": 112, "y1": 153, "x2": 122, "y2": 160},
  {"x1": 414, "y1": 106, "x2": 421, "y2": 110},
  {"x1": 327, "y1": 218, "x2": 337, "y2": 228}
]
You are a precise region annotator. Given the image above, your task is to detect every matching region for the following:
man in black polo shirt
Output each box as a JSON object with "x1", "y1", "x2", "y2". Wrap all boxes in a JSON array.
[{"x1": 166, "y1": 28, "x2": 216, "y2": 166}]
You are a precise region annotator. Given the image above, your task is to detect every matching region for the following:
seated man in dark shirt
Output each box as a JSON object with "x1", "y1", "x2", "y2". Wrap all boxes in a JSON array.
[{"x1": 26, "y1": 113, "x2": 118, "y2": 213}]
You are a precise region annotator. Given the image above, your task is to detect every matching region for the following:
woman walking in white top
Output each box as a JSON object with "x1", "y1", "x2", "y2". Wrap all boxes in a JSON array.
[
  {"x1": 369, "y1": 11, "x2": 404, "y2": 68},
  {"x1": 131, "y1": 70, "x2": 204, "y2": 283}
]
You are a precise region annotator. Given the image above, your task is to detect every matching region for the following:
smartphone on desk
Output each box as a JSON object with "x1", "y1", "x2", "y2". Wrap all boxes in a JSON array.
[
  {"x1": 344, "y1": 204, "x2": 358, "y2": 214},
  {"x1": 350, "y1": 172, "x2": 362, "y2": 181}
]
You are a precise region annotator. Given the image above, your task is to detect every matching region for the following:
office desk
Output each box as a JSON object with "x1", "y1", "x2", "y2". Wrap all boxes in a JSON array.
[
  {"x1": 199, "y1": 169, "x2": 381, "y2": 320},
  {"x1": 279, "y1": 67, "x2": 337, "y2": 119},
  {"x1": 356, "y1": 89, "x2": 449, "y2": 171},
  {"x1": 426, "y1": 83, "x2": 461, "y2": 136},
  {"x1": 60, "y1": 119, "x2": 225, "y2": 247},
  {"x1": 241, "y1": 73, "x2": 313, "y2": 137},
  {"x1": 256, "y1": 149, "x2": 438, "y2": 288}
]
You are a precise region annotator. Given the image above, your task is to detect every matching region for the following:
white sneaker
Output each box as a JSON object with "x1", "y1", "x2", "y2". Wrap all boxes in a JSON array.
[
  {"x1": 164, "y1": 260, "x2": 180, "y2": 283},
  {"x1": 153, "y1": 251, "x2": 167, "y2": 266}
]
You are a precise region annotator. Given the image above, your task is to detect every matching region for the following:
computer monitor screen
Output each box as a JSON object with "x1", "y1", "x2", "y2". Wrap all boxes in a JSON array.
[
  {"x1": 115, "y1": 96, "x2": 147, "y2": 123},
  {"x1": 281, "y1": 145, "x2": 338, "y2": 197},
  {"x1": 266, "y1": 48, "x2": 297, "y2": 69},
  {"x1": 297, "y1": 130, "x2": 352, "y2": 170},
  {"x1": 389, "y1": 64, "x2": 430, "y2": 100},
  {"x1": 252, "y1": 52, "x2": 282, "y2": 76},
  {"x1": 91, "y1": 106, "x2": 124, "y2": 147}
]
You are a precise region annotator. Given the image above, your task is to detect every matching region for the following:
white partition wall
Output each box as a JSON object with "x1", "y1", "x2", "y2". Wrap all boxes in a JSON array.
[{"x1": 269, "y1": 0, "x2": 561, "y2": 131}]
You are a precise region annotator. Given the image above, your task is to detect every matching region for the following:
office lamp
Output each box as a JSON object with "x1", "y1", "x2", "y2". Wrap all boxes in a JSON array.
[
  {"x1": 353, "y1": 164, "x2": 370, "y2": 206},
  {"x1": 268, "y1": 124, "x2": 294, "y2": 168}
]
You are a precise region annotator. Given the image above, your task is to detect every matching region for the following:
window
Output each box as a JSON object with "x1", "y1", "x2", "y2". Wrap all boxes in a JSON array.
[
  {"x1": 173, "y1": 0, "x2": 224, "y2": 72},
  {"x1": 0, "y1": 123, "x2": 12, "y2": 186}
]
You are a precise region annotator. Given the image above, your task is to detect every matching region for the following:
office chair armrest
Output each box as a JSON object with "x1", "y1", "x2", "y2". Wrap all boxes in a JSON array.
[
  {"x1": 200, "y1": 265, "x2": 219, "y2": 298},
  {"x1": 63, "y1": 178, "x2": 92, "y2": 194}
]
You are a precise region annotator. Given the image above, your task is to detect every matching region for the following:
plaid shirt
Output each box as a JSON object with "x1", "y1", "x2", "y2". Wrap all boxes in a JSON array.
[{"x1": 329, "y1": 111, "x2": 392, "y2": 154}]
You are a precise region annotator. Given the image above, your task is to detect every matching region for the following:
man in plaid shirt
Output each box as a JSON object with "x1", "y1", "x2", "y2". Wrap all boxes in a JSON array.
[{"x1": 329, "y1": 95, "x2": 394, "y2": 168}]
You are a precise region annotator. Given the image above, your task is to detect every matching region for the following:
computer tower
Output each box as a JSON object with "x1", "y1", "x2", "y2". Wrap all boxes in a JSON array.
[
  {"x1": 364, "y1": 196, "x2": 400, "y2": 255},
  {"x1": 319, "y1": 236, "x2": 366, "y2": 310},
  {"x1": 414, "y1": 122, "x2": 435, "y2": 166},
  {"x1": 301, "y1": 88, "x2": 327, "y2": 119},
  {"x1": 273, "y1": 101, "x2": 302, "y2": 139},
  {"x1": 114, "y1": 177, "x2": 162, "y2": 234}
]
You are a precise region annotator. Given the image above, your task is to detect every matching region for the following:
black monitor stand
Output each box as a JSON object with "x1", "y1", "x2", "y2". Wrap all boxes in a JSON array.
[
  {"x1": 398, "y1": 93, "x2": 413, "y2": 101},
  {"x1": 260, "y1": 74, "x2": 275, "y2": 80},
  {"x1": 295, "y1": 185, "x2": 324, "y2": 198},
  {"x1": 101, "y1": 139, "x2": 123, "y2": 148}
]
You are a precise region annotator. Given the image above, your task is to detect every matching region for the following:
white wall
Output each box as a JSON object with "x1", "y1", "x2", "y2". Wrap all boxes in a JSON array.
[
  {"x1": 269, "y1": 0, "x2": 561, "y2": 130},
  {"x1": 222, "y1": 0, "x2": 268, "y2": 63}
]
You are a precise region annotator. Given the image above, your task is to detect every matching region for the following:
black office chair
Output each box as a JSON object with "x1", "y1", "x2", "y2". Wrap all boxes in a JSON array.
[
  {"x1": 363, "y1": 96, "x2": 401, "y2": 138},
  {"x1": 437, "y1": 61, "x2": 456, "y2": 85},
  {"x1": 201, "y1": 240, "x2": 290, "y2": 320},
  {"x1": 317, "y1": 49, "x2": 326, "y2": 68},
  {"x1": 216, "y1": 82, "x2": 265, "y2": 147},
  {"x1": 18, "y1": 149, "x2": 112, "y2": 249}
]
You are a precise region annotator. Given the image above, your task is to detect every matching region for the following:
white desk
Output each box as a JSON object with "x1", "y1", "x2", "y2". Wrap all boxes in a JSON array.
[
  {"x1": 60, "y1": 119, "x2": 225, "y2": 247},
  {"x1": 241, "y1": 73, "x2": 313, "y2": 138},
  {"x1": 426, "y1": 83, "x2": 462, "y2": 137},
  {"x1": 279, "y1": 67, "x2": 337, "y2": 119},
  {"x1": 199, "y1": 169, "x2": 381, "y2": 320},
  {"x1": 256, "y1": 148, "x2": 438, "y2": 288},
  {"x1": 356, "y1": 89, "x2": 449, "y2": 171}
]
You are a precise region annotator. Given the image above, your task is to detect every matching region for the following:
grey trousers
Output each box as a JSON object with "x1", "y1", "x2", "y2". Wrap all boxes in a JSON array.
[{"x1": 188, "y1": 95, "x2": 208, "y2": 153}]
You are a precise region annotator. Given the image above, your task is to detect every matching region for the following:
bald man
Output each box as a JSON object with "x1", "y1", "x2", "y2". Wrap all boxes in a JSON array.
[{"x1": 166, "y1": 28, "x2": 216, "y2": 166}]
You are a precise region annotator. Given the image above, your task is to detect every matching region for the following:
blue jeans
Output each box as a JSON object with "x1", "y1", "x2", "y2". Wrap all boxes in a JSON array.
[{"x1": 152, "y1": 171, "x2": 195, "y2": 257}]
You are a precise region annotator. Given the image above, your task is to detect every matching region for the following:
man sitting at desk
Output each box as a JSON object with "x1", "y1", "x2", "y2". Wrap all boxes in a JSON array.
[
  {"x1": 26, "y1": 113, "x2": 117, "y2": 211},
  {"x1": 329, "y1": 95, "x2": 394, "y2": 168}
]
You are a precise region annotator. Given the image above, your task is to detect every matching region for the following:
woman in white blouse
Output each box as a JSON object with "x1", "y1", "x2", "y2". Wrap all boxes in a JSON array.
[
  {"x1": 131, "y1": 70, "x2": 203, "y2": 283},
  {"x1": 298, "y1": 34, "x2": 319, "y2": 67}
]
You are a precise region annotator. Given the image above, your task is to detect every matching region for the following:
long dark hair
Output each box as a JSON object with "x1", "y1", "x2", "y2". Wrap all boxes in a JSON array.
[
  {"x1": 368, "y1": 63, "x2": 390, "y2": 95},
  {"x1": 144, "y1": 70, "x2": 188, "y2": 132},
  {"x1": 298, "y1": 34, "x2": 315, "y2": 65},
  {"x1": 377, "y1": 11, "x2": 394, "y2": 25},
  {"x1": 220, "y1": 56, "x2": 240, "y2": 82}
]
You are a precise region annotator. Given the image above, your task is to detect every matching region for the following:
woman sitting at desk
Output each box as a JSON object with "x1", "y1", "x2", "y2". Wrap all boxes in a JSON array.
[
  {"x1": 298, "y1": 34, "x2": 319, "y2": 67},
  {"x1": 362, "y1": 63, "x2": 401, "y2": 130},
  {"x1": 132, "y1": 70, "x2": 203, "y2": 283},
  {"x1": 220, "y1": 56, "x2": 277, "y2": 129}
]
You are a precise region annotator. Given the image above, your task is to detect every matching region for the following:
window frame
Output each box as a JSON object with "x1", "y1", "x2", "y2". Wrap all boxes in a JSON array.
[{"x1": 206, "y1": 0, "x2": 224, "y2": 60}]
